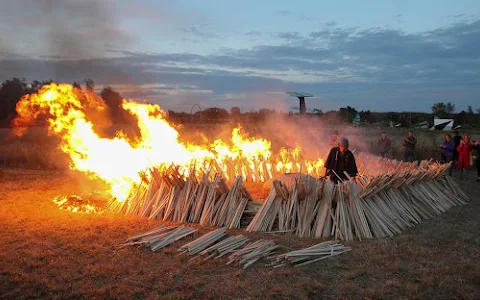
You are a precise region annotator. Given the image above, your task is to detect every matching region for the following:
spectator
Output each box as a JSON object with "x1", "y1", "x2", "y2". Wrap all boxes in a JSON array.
[
  {"x1": 402, "y1": 131, "x2": 417, "y2": 162},
  {"x1": 457, "y1": 134, "x2": 473, "y2": 180},
  {"x1": 378, "y1": 131, "x2": 392, "y2": 158},
  {"x1": 439, "y1": 134, "x2": 455, "y2": 176},
  {"x1": 472, "y1": 139, "x2": 480, "y2": 182},
  {"x1": 328, "y1": 130, "x2": 340, "y2": 148},
  {"x1": 452, "y1": 130, "x2": 461, "y2": 163},
  {"x1": 325, "y1": 138, "x2": 358, "y2": 183}
]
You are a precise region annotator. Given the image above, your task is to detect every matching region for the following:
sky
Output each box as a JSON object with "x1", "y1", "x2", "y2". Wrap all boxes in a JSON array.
[{"x1": 0, "y1": 0, "x2": 479, "y2": 113}]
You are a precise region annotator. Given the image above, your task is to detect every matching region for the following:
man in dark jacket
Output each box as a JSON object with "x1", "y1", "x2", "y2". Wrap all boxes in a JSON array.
[
  {"x1": 378, "y1": 131, "x2": 392, "y2": 158},
  {"x1": 324, "y1": 138, "x2": 358, "y2": 183},
  {"x1": 402, "y1": 131, "x2": 417, "y2": 162},
  {"x1": 452, "y1": 130, "x2": 461, "y2": 163}
]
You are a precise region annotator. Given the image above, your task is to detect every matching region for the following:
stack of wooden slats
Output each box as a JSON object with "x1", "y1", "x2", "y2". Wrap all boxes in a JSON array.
[
  {"x1": 198, "y1": 235, "x2": 250, "y2": 261},
  {"x1": 227, "y1": 239, "x2": 280, "y2": 269},
  {"x1": 120, "y1": 225, "x2": 197, "y2": 251},
  {"x1": 269, "y1": 240, "x2": 351, "y2": 268},
  {"x1": 123, "y1": 226, "x2": 351, "y2": 269},
  {"x1": 109, "y1": 167, "x2": 253, "y2": 228},
  {"x1": 177, "y1": 227, "x2": 227, "y2": 256},
  {"x1": 247, "y1": 159, "x2": 469, "y2": 241}
]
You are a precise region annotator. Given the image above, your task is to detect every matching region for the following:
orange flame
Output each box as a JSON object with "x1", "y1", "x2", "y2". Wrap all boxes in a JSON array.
[{"x1": 15, "y1": 83, "x2": 324, "y2": 201}]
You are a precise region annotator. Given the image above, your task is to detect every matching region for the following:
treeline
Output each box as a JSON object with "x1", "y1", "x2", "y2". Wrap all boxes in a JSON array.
[
  {"x1": 168, "y1": 105, "x2": 480, "y2": 129},
  {"x1": 1, "y1": 77, "x2": 480, "y2": 128}
]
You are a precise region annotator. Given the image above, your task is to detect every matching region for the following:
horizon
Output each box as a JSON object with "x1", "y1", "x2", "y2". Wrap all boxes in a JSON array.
[{"x1": 1, "y1": 0, "x2": 479, "y2": 113}]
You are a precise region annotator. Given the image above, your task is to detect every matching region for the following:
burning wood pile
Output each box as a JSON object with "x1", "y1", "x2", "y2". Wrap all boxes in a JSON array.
[
  {"x1": 200, "y1": 147, "x2": 326, "y2": 182},
  {"x1": 110, "y1": 153, "x2": 468, "y2": 243},
  {"x1": 108, "y1": 166, "x2": 254, "y2": 228},
  {"x1": 248, "y1": 158, "x2": 469, "y2": 241}
]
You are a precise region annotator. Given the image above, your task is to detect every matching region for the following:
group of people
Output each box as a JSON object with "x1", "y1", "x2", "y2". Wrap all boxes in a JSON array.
[
  {"x1": 323, "y1": 129, "x2": 480, "y2": 184},
  {"x1": 440, "y1": 131, "x2": 480, "y2": 181},
  {"x1": 379, "y1": 130, "x2": 479, "y2": 181}
]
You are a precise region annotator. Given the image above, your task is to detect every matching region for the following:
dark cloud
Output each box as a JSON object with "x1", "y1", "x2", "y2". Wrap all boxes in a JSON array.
[{"x1": 1, "y1": 18, "x2": 480, "y2": 112}]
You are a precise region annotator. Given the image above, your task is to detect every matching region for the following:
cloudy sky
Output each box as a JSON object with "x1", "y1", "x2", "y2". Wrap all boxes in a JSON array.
[{"x1": 1, "y1": 0, "x2": 479, "y2": 112}]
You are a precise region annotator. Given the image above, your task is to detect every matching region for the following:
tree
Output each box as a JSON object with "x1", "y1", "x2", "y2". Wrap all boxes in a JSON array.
[
  {"x1": 230, "y1": 107, "x2": 241, "y2": 115},
  {"x1": 0, "y1": 78, "x2": 29, "y2": 120},
  {"x1": 446, "y1": 102, "x2": 455, "y2": 114},
  {"x1": 84, "y1": 79, "x2": 95, "y2": 91},
  {"x1": 339, "y1": 106, "x2": 357, "y2": 123},
  {"x1": 432, "y1": 102, "x2": 447, "y2": 116},
  {"x1": 73, "y1": 81, "x2": 82, "y2": 89},
  {"x1": 100, "y1": 87, "x2": 122, "y2": 120},
  {"x1": 359, "y1": 110, "x2": 373, "y2": 123},
  {"x1": 432, "y1": 102, "x2": 455, "y2": 117}
]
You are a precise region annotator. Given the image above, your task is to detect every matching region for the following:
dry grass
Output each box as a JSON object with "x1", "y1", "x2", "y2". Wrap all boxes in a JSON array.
[{"x1": 1, "y1": 168, "x2": 479, "y2": 299}]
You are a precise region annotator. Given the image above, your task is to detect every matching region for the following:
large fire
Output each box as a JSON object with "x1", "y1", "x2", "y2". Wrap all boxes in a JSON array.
[{"x1": 14, "y1": 83, "x2": 324, "y2": 201}]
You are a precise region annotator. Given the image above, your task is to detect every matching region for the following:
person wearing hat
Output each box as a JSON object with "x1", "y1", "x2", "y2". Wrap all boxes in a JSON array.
[{"x1": 324, "y1": 137, "x2": 358, "y2": 183}]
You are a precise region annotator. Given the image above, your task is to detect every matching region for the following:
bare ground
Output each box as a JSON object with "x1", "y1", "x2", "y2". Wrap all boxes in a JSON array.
[{"x1": 0, "y1": 168, "x2": 479, "y2": 300}]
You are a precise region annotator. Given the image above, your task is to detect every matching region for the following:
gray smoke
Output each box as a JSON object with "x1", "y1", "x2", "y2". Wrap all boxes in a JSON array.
[{"x1": 0, "y1": 0, "x2": 130, "y2": 82}]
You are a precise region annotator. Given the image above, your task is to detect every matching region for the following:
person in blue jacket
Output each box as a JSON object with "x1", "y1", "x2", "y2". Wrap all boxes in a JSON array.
[{"x1": 439, "y1": 134, "x2": 455, "y2": 176}]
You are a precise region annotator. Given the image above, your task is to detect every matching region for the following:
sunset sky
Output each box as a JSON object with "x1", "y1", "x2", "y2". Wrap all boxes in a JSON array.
[{"x1": 1, "y1": 0, "x2": 479, "y2": 112}]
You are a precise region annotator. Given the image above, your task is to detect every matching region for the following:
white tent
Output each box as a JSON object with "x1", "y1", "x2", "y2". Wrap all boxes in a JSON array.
[{"x1": 430, "y1": 119, "x2": 454, "y2": 131}]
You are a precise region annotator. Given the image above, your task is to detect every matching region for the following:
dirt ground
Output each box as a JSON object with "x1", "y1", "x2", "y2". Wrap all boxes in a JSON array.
[{"x1": 1, "y1": 168, "x2": 479, "y2": 300}]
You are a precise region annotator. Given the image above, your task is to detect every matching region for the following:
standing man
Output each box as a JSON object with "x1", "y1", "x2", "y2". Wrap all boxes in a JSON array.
[
  {"x1": 329, "y1": 130, "x2": 340, "y2": 148},
  {"x1": 378, "y1": 131, "x2": 392, "y2": 158},
  {"x1": 325, "y1": 138, "x2": 358, "y2": 183},
  {"x1": 452, "y1": 130, "x2": 461, "y2": 164},
  {"x1": 402, "y1": 130, "x2": 417, "y2": 162}
]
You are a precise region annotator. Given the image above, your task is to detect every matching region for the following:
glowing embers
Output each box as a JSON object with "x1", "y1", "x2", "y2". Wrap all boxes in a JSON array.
[{"x1": 53, "y1": 192, "x2": 108, "y2": 214}]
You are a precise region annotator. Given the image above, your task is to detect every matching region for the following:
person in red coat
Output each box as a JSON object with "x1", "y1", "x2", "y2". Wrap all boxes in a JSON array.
[{"x1": 457, "y1": 134, "x2": 473, "y2": 180}]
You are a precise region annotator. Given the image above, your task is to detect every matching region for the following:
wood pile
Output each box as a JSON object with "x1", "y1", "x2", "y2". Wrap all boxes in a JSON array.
[
  {"x1": 123, "y1": 226, "x2": 351, "y2": 269},
  {"x1": 108, "y1": 166, "x2": 253, "y2": 228},
  {"x1": 247, "y1": 159, "x2": 469, "y2": 241},
  {"x1": 112, "y1": 155, "x2": 468, "y2": 244},
  {"x1": 120, "y1": 225, "x2": 197, "y2": 251},
  {"x1": 269, "y1": 240, "x2": 352, "y2": 268},
  {"x1": 178, "y1": 227, "x2": 227, "y2": 256},
  {"x1": 227, "y1": 239, "x2": 280, "y2": 269},
  {"x1": 197, "y1": 150, "x2": 326, "y2": 182},
  {"x1": 196, "y1": 235, "x2": 250, "y2": 261}
]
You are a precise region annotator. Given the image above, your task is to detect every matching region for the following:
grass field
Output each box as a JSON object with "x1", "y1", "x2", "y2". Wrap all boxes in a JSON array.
[{"x1": 1, "y1": 168, "x2": 479, "y2": 299}]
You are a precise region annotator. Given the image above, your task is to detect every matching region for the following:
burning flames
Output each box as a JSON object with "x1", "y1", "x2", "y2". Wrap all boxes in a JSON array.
[{"x1": 14, "y1": 83, "x2": 324, "y2": 202}]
